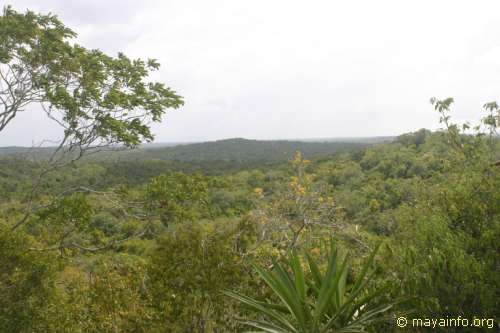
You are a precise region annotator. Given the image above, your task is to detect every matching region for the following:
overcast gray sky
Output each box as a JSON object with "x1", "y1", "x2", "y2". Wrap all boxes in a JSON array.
[{"x1": 2, "y1": 0, "x2": 500, "y2": 146}]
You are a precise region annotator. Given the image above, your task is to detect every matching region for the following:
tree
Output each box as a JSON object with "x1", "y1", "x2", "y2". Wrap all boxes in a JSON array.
[
  {"x1": 0, "y1": 223, "x2": 61, "y2": 332},
  {"x1": 251, "y1": 151, "x2": 342, "y2": 251},
  {"x1": 146, "y1": 172, "x2": 210, "y2": 226},
  {"x1": 0, "y1": 6, "x2": 183, "y2": 231},
  {"x1": 148, "y1": 221, "x2": 248, "y2": 332},
  {"x1": 0, "y1": 6, "x2": 183, "y2": 149}
]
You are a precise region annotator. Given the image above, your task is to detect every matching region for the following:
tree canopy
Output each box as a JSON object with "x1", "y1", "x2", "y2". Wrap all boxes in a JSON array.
[
  {"x1": 0, "y1": 5, "x2": 499, "y2": 333},
  {"x1": 0, "y1": 6, "x2": 183, "y2": 150}
]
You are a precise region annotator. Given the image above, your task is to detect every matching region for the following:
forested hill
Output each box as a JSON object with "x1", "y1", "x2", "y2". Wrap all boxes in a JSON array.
[
  {"x1": 0, "y1": 137, "x2": 387, "y2": 163},
  {"x1": 94, "y1": 138, "x2": 386, "y2": 162}
]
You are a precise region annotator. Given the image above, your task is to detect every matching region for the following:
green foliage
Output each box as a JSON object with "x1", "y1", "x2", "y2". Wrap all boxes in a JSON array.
[
  {"x1": 146, "y1": 172, "x2": 210, "y2": 225},
  {"x1": 0, "y1": 111, "x2": 497, "y2": 331},
  {"x1": 0, "y1": 59, "x2": 498, "y2": 333},
  {"x1": 0, "y1": 114, "x2": 497, "y2": 331},
  {"x1": 0, "y1": 224, "x2": 61, "y2": 332},
  {"x1": 56, "y1": 255, "x2": 153, "y2": 333},
  {"x1": 148, "y1": 221, "x2": 249, "y2": 332},
  {"x1": 104, "y1": 138, "x2": 369, "y2": 164},
  {"x1": 225, "y1": 241, "x2": 393, "y2": 332},
  {"x1": 0, "y1": 6, "x2": 183, "y2": 145},
  {"x1": 386, "y1": 204, "x2": 498, "y2": 321}
]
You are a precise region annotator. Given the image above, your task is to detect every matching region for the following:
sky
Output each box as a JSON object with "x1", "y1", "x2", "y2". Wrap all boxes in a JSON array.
[{"x1": 1, "y1": 0, "x2": 500, "y2": 146}]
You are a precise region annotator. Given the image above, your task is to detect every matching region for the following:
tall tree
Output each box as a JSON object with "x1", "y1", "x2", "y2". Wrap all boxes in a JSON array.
[
  {"x1": 0, "y1": 6, "x2": 183, "y2": 230},
  {"x1": 0, "y1": 6, "x2": 183, "y2": 150}
]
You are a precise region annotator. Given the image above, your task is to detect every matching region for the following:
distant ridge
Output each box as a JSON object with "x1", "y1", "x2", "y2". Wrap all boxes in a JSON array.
[
  {"x1": 0, "y1": 137, "x2": 394, "y2": 163},
  {"x1": 98, "y1": 137, "x2": 375, "y2": 163}
]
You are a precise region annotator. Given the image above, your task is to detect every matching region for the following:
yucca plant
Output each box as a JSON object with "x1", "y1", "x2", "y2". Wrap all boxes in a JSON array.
[{"x1": 224, "y1": 241, "x2": 393, "y2": 332}]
